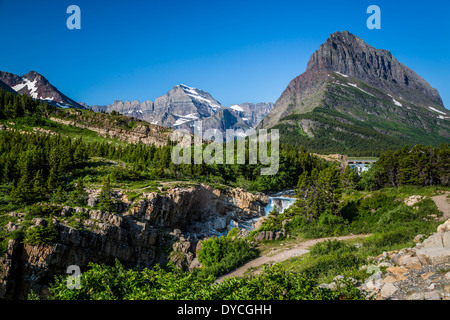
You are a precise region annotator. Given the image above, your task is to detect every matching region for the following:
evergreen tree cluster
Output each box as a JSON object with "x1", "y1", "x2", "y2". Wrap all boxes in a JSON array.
[
  {"x1": 368, "y1": 143, "x2": 449, "y2": 189},
  {"x1": 0, "y1": 89, "x2": 55, "y2": 119},
  {"x1": 0, "y1": 131, "x2": 89, "y2": 203}
]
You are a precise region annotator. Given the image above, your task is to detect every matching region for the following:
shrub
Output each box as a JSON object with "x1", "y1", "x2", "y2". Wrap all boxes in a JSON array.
[
  {"x1": 47, "y1": 260, "x2": 367, "y2": 300},
  {"x1": 196, "y1": 236, "x2": 258, "y2": 278},
  {"x1": 24, "y1": 220, "x2": 58, "y2": 245},
  {"x1": 310, "y1": 240, "x2": 356, "y2": 257},
  {"x1": 26, "y1": 204, "x2": 62, "y2": 219}
]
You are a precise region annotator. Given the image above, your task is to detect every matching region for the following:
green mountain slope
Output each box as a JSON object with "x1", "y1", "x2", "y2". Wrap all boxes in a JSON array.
[{"x1": 260, "y1": 31, "x2": 450, "y2": 156}]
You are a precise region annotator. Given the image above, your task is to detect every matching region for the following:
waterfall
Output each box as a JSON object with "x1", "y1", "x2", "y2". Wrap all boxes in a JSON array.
[
  {"x1": 231, "y1": 191, "x2": 297, "y2": 233},
  {"x1": 264, "y1": 196, "x2": 296, "y2": 215}
]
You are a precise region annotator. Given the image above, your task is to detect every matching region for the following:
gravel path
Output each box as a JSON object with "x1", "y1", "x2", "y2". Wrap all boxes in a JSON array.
[
  {"x1": 432, "y1": 192, "x2": 450, "y2": 221},
  {"x1": 215, "y1": 233, "x2": 371, "y2": 283},
  {"x1": 216, "y1": 192, "x2": 449, "y2": 284}
]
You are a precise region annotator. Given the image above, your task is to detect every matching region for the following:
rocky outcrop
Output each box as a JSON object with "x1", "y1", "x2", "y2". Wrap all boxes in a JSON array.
[
  {"x1": 0, "y1": 70, "x2": 85, "y2": 109},
  {"x1": 259, "y1": 31, "x2": 449, "y2": 154},
  {"x1": 91, "y1": 85, "x2": 267, "y2": 137},
  {"x1": 360, "y1": 219, "x2": 450, "y2": 300},
  {"x1": 0, "y1": 210, "x2": 170, "y2": 299},
  {"x1": 306, "y1": 31, "x2": 443, "y2": 107},
  {"x1": 0, "y1": 184, "x2": 268, "y2": 299},
  {"x1": 49, "y1": 116, "x2": 171, "y2": 147},
  {"x1": 128, "y1": 184, "x2": 268, "y2": 238}
]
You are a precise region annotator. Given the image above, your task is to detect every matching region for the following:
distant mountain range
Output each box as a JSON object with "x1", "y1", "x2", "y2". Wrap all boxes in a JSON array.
[
  {"x1": 1, "y1": 30, "x2": 448, "y2": 155},
  {"x1": 259, "y1": 31, "x2": 449, "y2": 155},
  {"x1": 0, "y1": 71, "x2": 273, "y2": 136},
  {"x1": 90, "y1": 84, "x2": 273, "y2": 134}
]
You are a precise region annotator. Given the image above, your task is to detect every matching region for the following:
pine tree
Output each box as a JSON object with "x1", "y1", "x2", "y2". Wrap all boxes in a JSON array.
[
  {"x1": 97, "y1": 175, "x2": 115, "y2": 213},
  {"x1": 71, "y1": 177, "x2": 88, "y2": 206},
  {"x1": 33, "y1": 169, "x2": 47, "y2": 198},
  {"x1": 51, "y1": 185, "x2": 65, "y2": 204}
]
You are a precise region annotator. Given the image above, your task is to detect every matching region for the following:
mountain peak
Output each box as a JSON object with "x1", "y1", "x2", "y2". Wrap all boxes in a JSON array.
[
  {"x1": 305, "y1": 31, "x2": 443, "y2": 106},
  {"x1": 259, "y1": 31, "x2": 448, "y2": 153},
  {"x1": 0, "y1": 70, "x2": 85, "y2": 109}
]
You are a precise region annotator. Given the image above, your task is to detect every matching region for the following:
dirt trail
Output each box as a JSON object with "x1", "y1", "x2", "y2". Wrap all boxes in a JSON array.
[
  {"x1": 215, "y1": 233, "x2": 371, "y2": 283},
  {"x1": 215, "y1": 192, "x2": 449, "y2": 283},
  {"x1": 432, "y1": 192, "x2": 450, "y2": 221}
]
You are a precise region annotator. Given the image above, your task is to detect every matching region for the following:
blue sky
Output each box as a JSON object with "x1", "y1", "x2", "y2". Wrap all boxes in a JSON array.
[{"x1": 0, "y1": 0, "x2": 449, "y2": 109}]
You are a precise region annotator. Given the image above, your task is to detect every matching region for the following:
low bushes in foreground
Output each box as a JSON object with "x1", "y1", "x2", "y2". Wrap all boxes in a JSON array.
[{"x1": 45, "y1": 260, "x2": 367, "y2": 300}]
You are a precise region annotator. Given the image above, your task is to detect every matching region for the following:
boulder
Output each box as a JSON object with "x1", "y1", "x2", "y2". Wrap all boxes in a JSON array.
[
  {"x1": 404, "y1": 195, "x2": 425, "y2": 206},
  {"x1": 398, "y1": 255, "x2": 422, "y2": 270},
  {"x1": 364, "y1": 271, "x2": 383, "y2": 291},
  {"x1": 380, "y1": 283, "x2": 398, "y2": 299},
  {"x1": 386, "y1": 267, "x2": 408, "y2": 281},
  {"x1": 87, "y1": 194, "x2": 98, "y2": 207},
  {"x1": 422, "y1": 233, "x2": 443, "y2": 248},
  {"x1": 437, "y1": 219, "x2": 450, "y2": 233},
  {"x1": 424, "y1": 291, "x2": 441, "y2": 300},
  {"x1": 416, "y1": 247, "x2": 450, "y2": 265},
  {"x1": 408, "y1": 292, "x2": 425, "y2": 300},
  {"x1": 443, "y1": 232, "x2": 450, "y2": 248}
]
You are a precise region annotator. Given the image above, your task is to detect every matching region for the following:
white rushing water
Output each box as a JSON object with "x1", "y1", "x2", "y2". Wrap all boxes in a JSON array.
[
  {"x1": 222, "y1": 191, "x2": 297, "y2": 234},
  {"x1": 264, "y1": 191, "x2": 297, "y2": 216}
]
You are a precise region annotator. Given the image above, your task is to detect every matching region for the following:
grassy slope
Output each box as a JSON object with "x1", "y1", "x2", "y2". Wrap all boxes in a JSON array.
[{"x1": 272, "y1": 74, "x2": 449, "y2": 156}]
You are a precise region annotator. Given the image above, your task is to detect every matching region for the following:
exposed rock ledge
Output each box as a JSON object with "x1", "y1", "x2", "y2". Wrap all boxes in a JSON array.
[
  {"x1": 0, "y1": 184, "x2": 268, "y2": 299},
  {"x1": 49, "y1": 117, "x2": 171, "y2": 146},
  {"x1": 359, "y1": 219, "x2": 450, "y2": 300}
]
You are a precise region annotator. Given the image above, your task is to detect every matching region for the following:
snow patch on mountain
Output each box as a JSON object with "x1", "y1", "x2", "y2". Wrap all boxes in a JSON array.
[
  {"x1": 335, "y1": 71, "x2": 349, "y2": 78},
  {"x1": 428, "y1": 106, "x2": 447, "y2": 115},
  {"x1": 179, "y1": 84, "x2": 222, "y2": 111},
  {"x1": 12, "y1": 78, "x2": 39, "y2": 98},
  {"x1": 230, "y1": 105, "x2": 244, "y2": 112},
  {"x1": 347, "y1": 83, "x2": 374, "y2": 97}
]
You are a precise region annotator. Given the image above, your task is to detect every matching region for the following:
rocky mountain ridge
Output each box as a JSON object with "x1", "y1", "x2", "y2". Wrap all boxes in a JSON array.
[
  {"x1": 259, "y1": 31, "x2": 449, "y2": 154},
  {"x1": 0, "y1": 71, "x2": 85, "y2": 109},
  {"x1": 91, "y1": 85, "x2": 273, "y2": 136}
]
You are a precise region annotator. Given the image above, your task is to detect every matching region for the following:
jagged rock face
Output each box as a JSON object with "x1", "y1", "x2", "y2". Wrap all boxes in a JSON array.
[
  {"x1": 229, "y1": 102, "x2": 274, "y2": 127},
  {"x1": 91, "y1": 85, "x2": 269, "y2": 137},
  {"x1": 361, "y1": 218, "x2": 450, "y2": 300},
  {"x1": 130, "y1": 184, "x2": 268, "y2": 237},
  {"x1": 0, "y1": 70, "x2": 85, "y2": 109},
  {"x1": 306, "y1": 31, "x2": 443, "y2": 107},
  {"x1": 259, "y1": 31, "x2": 449, "y2": 153},
  {"x1": 0, "y1": 184, "x2": 268, "y2": 299}
]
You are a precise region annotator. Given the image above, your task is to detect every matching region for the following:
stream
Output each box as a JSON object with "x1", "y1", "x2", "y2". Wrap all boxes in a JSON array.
[{"x1": 236, "y1": 190, "x2": 297, "y2": 232}]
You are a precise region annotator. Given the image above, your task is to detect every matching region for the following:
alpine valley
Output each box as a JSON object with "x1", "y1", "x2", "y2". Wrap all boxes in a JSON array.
[{"x1": 0, "y1": 30, "x2": 449, "y2": 302}]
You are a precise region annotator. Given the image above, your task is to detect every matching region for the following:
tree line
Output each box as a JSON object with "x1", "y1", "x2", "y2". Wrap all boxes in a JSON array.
[{"x1": 0, "y1": 89, "x2": 329, "y2": 209}]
